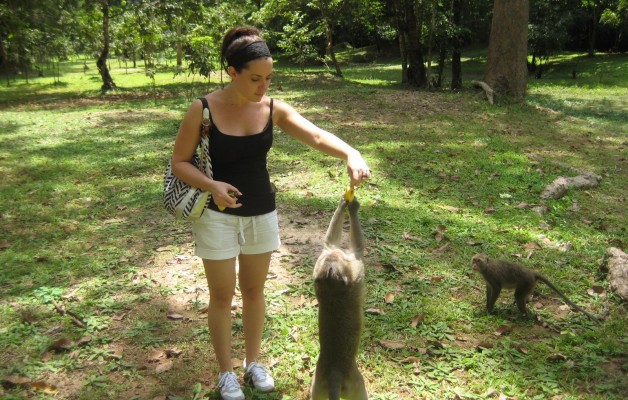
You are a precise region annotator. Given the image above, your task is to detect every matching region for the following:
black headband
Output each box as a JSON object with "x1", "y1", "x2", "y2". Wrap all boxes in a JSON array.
[{"x1": 227, "y1": 41, "x2": 272, "y2": 69}]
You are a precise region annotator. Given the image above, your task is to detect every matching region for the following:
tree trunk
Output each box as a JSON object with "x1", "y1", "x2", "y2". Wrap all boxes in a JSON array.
[
  {"x1": 0, "y1": 36, "x2": 6, "y2": 71},
  {"x1": 484, "y1": 0, "x2": 529, "y2": 102},
  {"x1": 587, "y1": 3, "x2": 598, "y2": 57},
  {"x1": 323, "y1": 19, "x2": 343, "y2": 78},
  {"x1": 436, "y1": 44, "x2": 446, "y2": 88},
  {"x1": 176, "y1": 23, "x2": 183, "y2": 67},
  {"x1": 393, "y1": 0, "x2": 408, "y2": 83},
  {"x1": 450, "y1": 0, "x2": 462, "y2": 90},
  {"x1": 97, "y1": 0, "x2": 116, "y2": 92},
  {"x1": 403, "y1": 0, "x2": 426, "y2": 87},
  {"x1": 426, "y1": 6, "x2": 436, "y2": 88}
]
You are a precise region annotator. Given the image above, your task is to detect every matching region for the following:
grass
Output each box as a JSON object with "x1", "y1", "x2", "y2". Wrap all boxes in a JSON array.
[{"x1": 1, "y1": 50, "x2": 627, "y2": 399}]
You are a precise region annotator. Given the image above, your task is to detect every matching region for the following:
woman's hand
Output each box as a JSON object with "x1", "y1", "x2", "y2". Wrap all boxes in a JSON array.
[
  {"x1": 347, "y1": 151, "x2": 371, "y2": 188},
  {"x1": 209, "y1": 181, "x2": 242, "y2": 209}
]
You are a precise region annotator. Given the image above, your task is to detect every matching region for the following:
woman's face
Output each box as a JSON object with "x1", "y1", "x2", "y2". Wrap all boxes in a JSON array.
[{"x1": 229, "y1": 57, "x2": 273, "y2": 102}]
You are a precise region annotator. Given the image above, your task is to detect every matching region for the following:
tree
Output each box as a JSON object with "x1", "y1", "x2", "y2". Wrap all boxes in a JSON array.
[
  {"x1": 96, "y1": 0, "x2": 116, "y2": 91},
  {"x1": 484, "y1": 0, "x2": 529, "y2": 102},
  {"x1": 310, "y1": 0, "x2": 345, "y2": 77},
  {"x1": 392, "y1": 0, "x2": 427, "y2": 87},
  {"x1": 450, "y1": 0, "x2": 463, "y2": 89}
]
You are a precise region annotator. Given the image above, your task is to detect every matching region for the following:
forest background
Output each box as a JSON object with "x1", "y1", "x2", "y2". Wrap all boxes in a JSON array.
[{"x1": 1, "y1": 1, "x2": 627, "y2": 400}]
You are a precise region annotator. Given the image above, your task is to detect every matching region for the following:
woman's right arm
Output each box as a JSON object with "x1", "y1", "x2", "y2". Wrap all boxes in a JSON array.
[{"x1": 171, "y1": 99, "x2": 241, "y2": 209}]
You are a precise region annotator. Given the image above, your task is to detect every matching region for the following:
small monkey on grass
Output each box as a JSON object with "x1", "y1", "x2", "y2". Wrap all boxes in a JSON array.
[
  {"x1": 311, "y1": 195, "x2": 368, "y2": 400},
  {"x1": 471, "y1": 253, "x2": 600, "y2": 325}
]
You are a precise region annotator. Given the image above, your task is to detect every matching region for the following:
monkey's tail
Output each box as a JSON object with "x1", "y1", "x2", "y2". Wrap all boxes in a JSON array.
[{"x1": 536, "y1": 274, "x2": 601, "y2": 325}]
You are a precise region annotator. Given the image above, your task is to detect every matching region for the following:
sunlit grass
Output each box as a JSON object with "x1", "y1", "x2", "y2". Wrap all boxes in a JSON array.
[{"x1": 0, "y1": 51, "x2": 626, "y2": 399}]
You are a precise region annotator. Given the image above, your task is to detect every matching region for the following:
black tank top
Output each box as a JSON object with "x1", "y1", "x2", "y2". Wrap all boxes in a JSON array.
[{"x1": 206, "y1": 99, "x2": 275, "y2": 216}]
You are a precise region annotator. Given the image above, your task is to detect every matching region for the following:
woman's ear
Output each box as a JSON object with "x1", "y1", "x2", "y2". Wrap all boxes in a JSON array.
[{"x1": 227, "y1": 66, "x2": 237, "y2": 79}]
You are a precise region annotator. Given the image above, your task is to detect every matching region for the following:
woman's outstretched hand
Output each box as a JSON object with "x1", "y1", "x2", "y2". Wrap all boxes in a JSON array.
[{"x1": 347, "y1": 151, "x2": 371, "y2": 188}]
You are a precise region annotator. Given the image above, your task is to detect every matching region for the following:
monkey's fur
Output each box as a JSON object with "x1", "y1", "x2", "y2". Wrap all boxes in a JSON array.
[
  {"x1": 471, "y1": 253, "x2": 600, "y2": 325},
  {"x1": 311, "y1": 198, "x2": 368, "y2": 400}
]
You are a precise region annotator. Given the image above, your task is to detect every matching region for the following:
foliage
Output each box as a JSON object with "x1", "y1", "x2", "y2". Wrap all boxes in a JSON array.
[{"x1": 0, "y1": 51, "x2": 626, "y2": 399}]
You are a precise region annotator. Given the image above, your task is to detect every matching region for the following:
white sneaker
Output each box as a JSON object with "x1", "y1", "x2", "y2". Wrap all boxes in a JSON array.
[
  {"x1": 217, "y1": 371, "x2": 244, "y2": 400},
  {"x1": 243, "y1": 360, "x2": 275, "y2": 392}
]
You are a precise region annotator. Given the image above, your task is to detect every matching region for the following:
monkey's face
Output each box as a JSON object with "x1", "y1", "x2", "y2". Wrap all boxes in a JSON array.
[{"x1": 471, "y1": 253, "x2": 487, "y2": 271}]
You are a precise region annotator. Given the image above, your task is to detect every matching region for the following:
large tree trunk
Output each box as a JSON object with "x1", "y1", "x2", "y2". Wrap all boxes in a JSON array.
[
  {"x1": 484, "y1": 0, "x2": 529, "y2": 102},
  {"x1": 403, "y1": 0, "x2": 426, "y2": 87},
  {"x1": 97, "y1": 0, "x2": 116, "y2": 92},
  {"x1": 450, "y1": 0, "x2": 462, "y2": 90},
  {"x1": 393, "y1": 0, "x2": 409, "y2": 83}
]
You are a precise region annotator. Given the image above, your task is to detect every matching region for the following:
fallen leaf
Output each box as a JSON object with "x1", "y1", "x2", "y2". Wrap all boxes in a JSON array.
[
  {"x1": 524, "y1": 242, "x2": 542, "y2": 250},
  {"x1": 3, "y1": 375, "x2": 32, "y2": 386},
  {"x1": 76, "y1": 336, "x2": 92, "y2": 346},
  {"x1": 155, "y1": 360, "x2": 173, "y2": 373},
  {"x1": 432, "y1": 242, "x2": 450, "y2": 254},
  {"x1": 166, "y1": 348, "x2": 182, "y2": 358},
  {"x1": 589, "y1": 285, "x2": 605, "y2": 294},
  {"x1": 379, "y1": 339, "x2": 405, "y2": 349},
  {"x1": 399, "y1": 356, "x2": 421, "y2": 364},
  {"x1": 148, "y1": 350, "x2": 167, "y2": 362},
  {"x1": 476, "y1": 341, "x2": 493, "y2": 350},
  {"x1": 430, "y1": 276, "x2": 445, "y2": 282},
  {"x1": 197, "y1": 305, "x2": 209, "y2": 314},
  {"x1": 230, "y1": 358, "x2": 243, "y2": 370},
  {"x1": 484, "y1": 206, "x2": 496, "y2": 214},
  {"x1": 108, "y1": 346, "x2": 123, "y2": 360},
  {"x1": 402, "y1": 232, "x2": 423, "y2": 241},
  {"x1": 410, "y1": 313, "x2": 426, "y2": 328},
  {"x1": 27, "y1": 381, "x2": 58, "y2": 394},
  {"x1": 112, "y1": 313, "x2": 127, "y2": 321},
  {"x1": 365, "y1": 308, "x2": 385, "y2": 315},
  {"x1": 547, "y1": 353, "x2": 568, "y2": 362},
  {"x1": 413, "y1": 361, "x2": 421, "y2": 375},
  {"x1": 167, "y1": 313, "x2": 185, "y2": 320},
  {"x1": 47, "y1": 338, "x2": 72, "y2": 353},
  {"x1": 494, "y1": 326, "x2": 513, "y2": 336},
  {"x1": 518, "y1": 346, "x2": 528, "y2": 354},
  {"x1": 384, "y1": 292, "x2": 395, "y2": 304}
]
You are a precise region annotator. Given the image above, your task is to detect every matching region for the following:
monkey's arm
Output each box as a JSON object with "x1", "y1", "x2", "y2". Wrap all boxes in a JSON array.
[
  {"x1": 324, "y1": 199, "x2": 348, "y2": 248},
  {"x1": 348, "y1": 200, "x2": 364, "y2": 257}
]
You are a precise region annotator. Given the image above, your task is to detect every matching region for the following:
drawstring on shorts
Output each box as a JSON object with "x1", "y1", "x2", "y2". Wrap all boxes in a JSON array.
[{"x1": 237, "y1": 216, "x2": 258, "y2": 246}]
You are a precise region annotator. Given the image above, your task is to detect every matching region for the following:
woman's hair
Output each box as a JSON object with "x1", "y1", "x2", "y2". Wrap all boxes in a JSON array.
[{"x1": 221, "y1": 26, "x2": 270, "y2": 73}]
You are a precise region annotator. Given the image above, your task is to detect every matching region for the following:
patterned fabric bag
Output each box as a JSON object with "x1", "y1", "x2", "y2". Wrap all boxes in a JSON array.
[{"x1": 163, "y1": 97, "x2": 213, "y2": 220}]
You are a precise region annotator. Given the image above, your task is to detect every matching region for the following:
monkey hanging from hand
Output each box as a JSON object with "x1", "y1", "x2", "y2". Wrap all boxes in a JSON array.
[
  {"x1": 311, "y1": 196, "x2": 368, "y2": 400},
  {"x1": 471, "y1": 253, "x2": 600, "y2": 325}
]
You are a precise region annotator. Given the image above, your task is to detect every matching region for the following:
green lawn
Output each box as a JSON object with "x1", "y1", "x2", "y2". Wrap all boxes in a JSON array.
[{"x1": 0, "y1": 51, "x2": 626, "y2": 399}]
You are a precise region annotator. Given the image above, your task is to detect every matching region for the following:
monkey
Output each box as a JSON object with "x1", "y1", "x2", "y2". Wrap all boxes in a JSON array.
[
  {"x1": 471, "y1": 253, "x2": 600, "y2": 325},
  {"x1": 310, "y1": 197, "x2": 368, "y2": 400}
]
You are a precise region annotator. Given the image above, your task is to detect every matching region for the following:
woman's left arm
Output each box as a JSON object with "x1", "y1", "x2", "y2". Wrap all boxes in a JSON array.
[{"x1": 274, "y1": 100, "x2": 370, "y2": 186}]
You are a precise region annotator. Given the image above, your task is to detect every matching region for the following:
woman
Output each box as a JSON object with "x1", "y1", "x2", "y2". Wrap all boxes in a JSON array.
[{"x1": 171, "y1": 26, "x2": 370, "y2": 400}]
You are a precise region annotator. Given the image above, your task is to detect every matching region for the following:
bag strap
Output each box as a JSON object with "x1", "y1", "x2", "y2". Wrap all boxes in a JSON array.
[
  {"x1": 198, "y1": 97, "x2": 211, "y2": 137},
  {"x1": 197, "y1": 97, "x2": 212, "y2": 178}
]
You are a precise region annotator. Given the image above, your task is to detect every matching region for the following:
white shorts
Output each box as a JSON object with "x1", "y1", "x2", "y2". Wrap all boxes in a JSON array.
[{"x1": 192, "y1": 209, "x2": 281, "y2": 260}]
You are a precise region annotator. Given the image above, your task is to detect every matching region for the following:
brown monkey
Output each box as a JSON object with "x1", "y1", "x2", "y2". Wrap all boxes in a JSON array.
[
  {"x1": 471, "y1": 253, "x2": 600, "y2": 325},
  {"x1": 311, "y1": 197, "x2": 368, "y2": 400}
]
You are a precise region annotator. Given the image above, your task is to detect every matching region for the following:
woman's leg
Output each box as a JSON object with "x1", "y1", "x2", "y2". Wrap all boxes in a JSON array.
[
  {"x1": 203, "y1": 258, "x2": 237, "y2": 372},
  {"x1": 237, "y1": 252, "x2": 272, "y2": 363}
]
